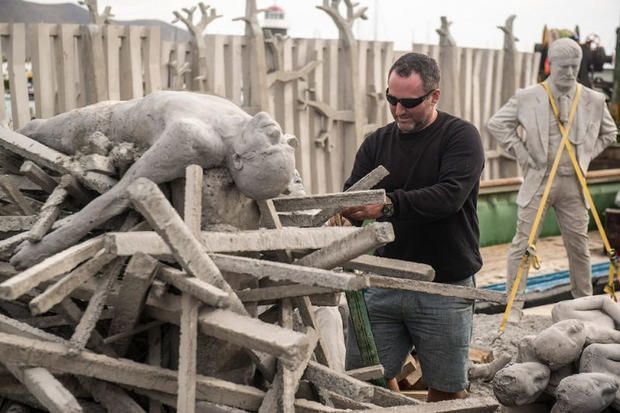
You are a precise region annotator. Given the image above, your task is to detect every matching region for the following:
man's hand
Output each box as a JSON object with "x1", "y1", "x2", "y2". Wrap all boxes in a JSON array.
[{"x1": 341, "y1": 204, "x2": 384, "y2": 221}]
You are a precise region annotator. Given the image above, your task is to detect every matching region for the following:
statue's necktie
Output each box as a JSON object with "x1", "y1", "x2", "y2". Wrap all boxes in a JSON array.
[{"x1": 559, "y1": 95, "x2": 571, "y2": 125}]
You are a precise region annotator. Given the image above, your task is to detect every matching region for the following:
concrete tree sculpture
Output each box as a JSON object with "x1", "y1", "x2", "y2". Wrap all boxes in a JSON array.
[
  {"x1": 233, "y1": 0, "x2": 270, "y2": 112},
  {"x1": 315, "y1": 0, "x2": 368, "y2": 171},
  {"x1": 78, "y1": 0, "x2": 113, "y2": 25},
  {"x1": 498, "y1": 15, "x2": 519, "y2": 105},
  {"x1": 436, "y1": 16, "x2": 460, "y2": 116},
  {"x1": 172, "y1": 2, "x2": 222, "y2": 92}
]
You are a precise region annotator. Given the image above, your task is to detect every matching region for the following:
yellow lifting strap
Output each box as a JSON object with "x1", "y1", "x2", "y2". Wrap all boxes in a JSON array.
[{"x1": 499, "y1": 82, "x2": 618, "y2": 332}]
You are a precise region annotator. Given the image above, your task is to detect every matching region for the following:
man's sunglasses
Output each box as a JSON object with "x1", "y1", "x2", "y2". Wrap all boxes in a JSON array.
[{"x1": 385, "y1": 88, "x2": 435, "y2": 109}]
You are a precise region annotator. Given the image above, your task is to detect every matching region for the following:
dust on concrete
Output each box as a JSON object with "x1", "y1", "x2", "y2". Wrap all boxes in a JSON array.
[{"x1": 469, "y1": 312, "x2": 553, "y2": 398}]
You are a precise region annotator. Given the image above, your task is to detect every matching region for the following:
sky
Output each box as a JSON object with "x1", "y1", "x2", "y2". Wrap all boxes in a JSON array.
[{"x1": 27, "y1": 0, "x2": 620, "y2": 55}]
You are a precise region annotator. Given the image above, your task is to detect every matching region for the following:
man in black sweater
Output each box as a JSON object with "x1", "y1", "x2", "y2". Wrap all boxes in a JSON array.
[{"x1": 341, "y1": 53, "x2": 485, "y2": 401}]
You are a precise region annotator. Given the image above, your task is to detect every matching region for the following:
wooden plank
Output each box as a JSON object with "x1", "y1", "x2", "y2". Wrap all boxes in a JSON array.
[
  {"x1": 363, "y1": 396, "x2": 499, "y2": 412},
  {"x1": 224, "y1": 35, "x2": 243, "y2": 104},
  {"x1": 308, "y1": 38, "x2": 327, "y2": 194},
  {"x1": 81, "y1": 24, "x2": 108, "y2": 104},
  {"x1": 346, "y1": 365, "x2": 385, "y2": 381},
  {"x1": 8, "y1": 23, "x2": 30, "y2": 129},
  {"x1": 461, "y1": 47, "x2": 473, "y2": 121},
  {"x1": 0, "y1": 236, "x2": 103, "y2": 300},
  {"x1": 147, "y1": 326, "x2": 164, "y2": 413},
  {"x1": 143, "y1": 25, "x2": 162, "y2": 94},
  {"x1": 292, "y1": 39, "x2": 313, "y2": 192},
  {"x1": 27, "y1": 176, "x2": 70, "y2": 241},
  {"x1": 30, "y1": 23, "x2": 55, "y2": 119},
  {"x1": 119, "y1": 25, "x2": 143, "y2": 100},
  {"x1": 0, "y1": 36, "x2": 6, "y2": 125},
  {"x1": 108, "y1": 252, "x2": 159, "y2": 356},
  {"x1": 0, "y1": 332, "x2": 265, "y2": 410},
  {"x1": 325, "y1": 39, "x2": 341, "y2": 193},
  {"x1": 54, "y1": 24, "x2": 78, "y2": 113},
  {"x1": 271, "y1": 189, "x2": 386, "y2": 212},
  {"x1": 158, "y1": 266, "x2": 229, "y2": 307},
  {"x1": 103, "y1": 25, "x2": 122, "y2": 100},
  {"x1": 206, "y1": 35, "x2": 226, "y2": 96},
  {"x1": 103, "y1": 227, "x2": 358, "y2": 256}
]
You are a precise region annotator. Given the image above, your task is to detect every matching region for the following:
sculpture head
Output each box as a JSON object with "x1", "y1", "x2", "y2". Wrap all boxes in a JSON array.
[
  {"x1": 493, "y1": 362, "x2": 550, "y2": 406},
  {"x1": 553, "y1": 373, "x2": 618, "y2": 413},
  {"x1": 548, "y1": 38, "x2": 582, "y2": 93},
  {"x1": 229, "y1": 112, "x2": 296, "y2": 200},
  {"x1": 534, "y1": 319, "x2": 586, "y2": 370}
]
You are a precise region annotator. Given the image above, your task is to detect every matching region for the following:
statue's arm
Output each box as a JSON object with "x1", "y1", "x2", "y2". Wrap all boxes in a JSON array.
[
  {"x1": 487, "y1": 95, "x2": 530, "y2": 168},
  {"x1": 591, "y1": 100, "x2": 618, "y2": 159}
]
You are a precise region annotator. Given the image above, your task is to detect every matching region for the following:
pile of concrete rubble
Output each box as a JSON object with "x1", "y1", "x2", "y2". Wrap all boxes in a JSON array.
[{"x1": 0, "y1": 125, "x2": 504, "y2": 412}]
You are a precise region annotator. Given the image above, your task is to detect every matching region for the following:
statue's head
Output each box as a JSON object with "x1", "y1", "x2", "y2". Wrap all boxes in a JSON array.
[
  {"x1": 548, "y1": 38, "x2": 582, "y2": 92},
  {"x1": 229, "y1": 112, "x2": 296, "y2": 200},
  {"x1": 493, "y1": 362, "x2": 550, "y2": 406}
]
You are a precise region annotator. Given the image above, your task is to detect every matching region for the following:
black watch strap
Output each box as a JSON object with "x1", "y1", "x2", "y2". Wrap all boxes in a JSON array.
[{"x1": 382, "y1": 198, "x2": 394, "y2": 218}]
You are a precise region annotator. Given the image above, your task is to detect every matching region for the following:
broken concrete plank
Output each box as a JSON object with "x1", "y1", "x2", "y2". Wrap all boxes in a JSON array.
[
  {"x1": 279, "y1": 298, "x2": 293, "y2": 329},
  {"x1": 0, "y1": 313, "x2": 139, "y2": 412},
  {"x1": 320, "y1": 389, "x2": 380, "y2": 410},
  {"x1": 62, "y1": 175, "x2": 92, "y2": 206},
  {"x1": 107, "y1": 252, "x2": 159, "y2": 356},
  {"x1": 237, "y1": 285, "x2": 335, "y2": 303},
  {"x1": 79, "y1": 154, "x2": 116, "y2": 176},
  {"x1": 3, "y1": 364, "x2": 82, "y2": 413},
  {"x1": 158, "y1": 266, "x2": 230, "y2": 307},
  {"x1": 294, "y1": 297, "x2": 336, "y2": 369},
  {"x1": 278, "y1": 211, "x2": 315, "y2": 227},
  {"x1": 293, "y1": 398, "x2": 349, "y2": 412},
  {"x1": 0, "y1": 236, "x2": 104, "y2": 300},
  {"x1": 363, "y1": 396, "x2": 499, "y2": 412},
  {"x1": 78, "y1": 378, "x2": 146, "y2": 413},
  {"x1": 183, "y1": 164, "x2": 203, "y2": 236},
  {"x1": 0, "y1": 150, "x2": 25, "y2": 175},
  {"x1": 127, "y1": 178, "x2": 246, "y2": 315},
  {"x1": 259, "y1": 328, "x2": 318, "y2": 413},
  {"x1": 346, "y1": 365, "x2": 385, "y2": 382},
  {"x1": 69, "y1": 258, "x2": 123, "y2": 352},
  {"x1": 56, "y1": 298, "x2": 115, "y2": 356},
  {"x1": 198, "y1": 308, "x2": 312, "y2": 369},
  {"x1": 0, "y1": 332, "x2": 265, "y2": 410},
  {"x1": 104, "y1": 320, "x2": 164, "y2": 345},
  {"x1": 0, "y1": 216, "x2": 37, "y2": 232},
  {"x1": 370, "y1": 385, "x2": 421, "y2": 407},
  {"x1": 272, "y1": 189, "x2": 386, "y2": 212},
  {"x1": 257, "y1": 199, "x2": 292, "y2": 263},
  {"x1": 0, "y1": 175, "x2": 35, "y2": 215},
  {"x1": 344, "y1": 255, "x2": 435, "y2": 282},
  {"x1": 29, "y1": 249, "x2": 116, "y2": 315},
  {"x1": 130, "y1": 388, "x2": 250, "y2": 413},
  {"x1": 312, "y1": 165, "x2": 389, "y2": 226},
  {"x1": 27, "y1": 176, "x2": 71, "y2": 242},
  {"x1": 147, "y1": 326, "x2": 164, "y2": 413},
  {"x1": 178, "y1": 293, "x2": 199, "y2": 413},
  {"x1": 210, "y1": 254, "x2": 368, "y2": 291},
  {"x1": 295, "y1": 222, "x2": 395, "y2": 270},
  {"x1": 367, "y1": 276, "x2": 507, "y2": 304},
  {"x1": 103, "y1": 227, "x2": 358, "y2": 256},
  {"x1": 303, "y1": 360, "x2": 374, "y2": 401},
  {"x1": 19, "y1": 160, "x2": 58, "y2": 194},
  {"x1": 0, "y1": 125, "x2": 73, "y2": 175}
]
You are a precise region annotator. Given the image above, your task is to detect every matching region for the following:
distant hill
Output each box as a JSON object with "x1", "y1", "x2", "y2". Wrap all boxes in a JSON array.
[{"x1": 0, "y1": 0, "x2": 190, "y2": 41}]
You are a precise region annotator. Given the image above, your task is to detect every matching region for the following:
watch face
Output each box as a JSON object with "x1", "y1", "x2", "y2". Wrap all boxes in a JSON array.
[{"x1": 382, "y1": 203, "x2": 394, "y2": 218}]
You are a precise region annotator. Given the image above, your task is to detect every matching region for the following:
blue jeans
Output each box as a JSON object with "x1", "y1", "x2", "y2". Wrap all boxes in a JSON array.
[{"x1": 345, "y1": 276, "x2": 475, "y2": 392}]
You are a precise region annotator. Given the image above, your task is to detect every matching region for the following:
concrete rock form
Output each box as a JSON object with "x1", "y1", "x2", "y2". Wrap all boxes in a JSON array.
[
  {"x1": 579, "y1": 343, "x2": 620, "y2": 409},
  {"x1": 551, "y1": 373, "x2": 618, "y2": 413},
  {"x1": 492, "y1": 362, "x2": 550, "y2": 406}
]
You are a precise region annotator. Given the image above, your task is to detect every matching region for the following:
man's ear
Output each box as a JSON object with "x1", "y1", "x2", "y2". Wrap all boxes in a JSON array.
[
  {"x1": 431, "y1": 89, "x2": 441, "y2": 105},
  {"x1": 233, "y1": 153, "x2": 243, "y2": 170}
]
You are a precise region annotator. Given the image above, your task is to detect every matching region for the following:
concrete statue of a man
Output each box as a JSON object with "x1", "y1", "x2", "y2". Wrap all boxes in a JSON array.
[
  {"x1": 11, "y1": 91, "x2": 297, "y2": 269},
  {"x1": 487, "y1": 38, "x2": 618, "y2": 319}
]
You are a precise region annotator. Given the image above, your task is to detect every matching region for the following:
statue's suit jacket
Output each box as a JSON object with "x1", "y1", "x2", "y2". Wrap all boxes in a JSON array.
[{"x1": 488, "y1": 83, "x2": 617, "y2": 207}]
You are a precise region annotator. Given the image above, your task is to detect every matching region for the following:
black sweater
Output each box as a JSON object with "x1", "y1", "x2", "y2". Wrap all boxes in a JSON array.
[{"x1": 344, "y1": 112, "x2": 485, "y2": 283}]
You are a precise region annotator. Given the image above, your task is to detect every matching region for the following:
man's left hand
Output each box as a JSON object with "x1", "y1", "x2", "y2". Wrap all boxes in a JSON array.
[{"x1": 341, "y1": 204, "x2": 384, "y2": 221}]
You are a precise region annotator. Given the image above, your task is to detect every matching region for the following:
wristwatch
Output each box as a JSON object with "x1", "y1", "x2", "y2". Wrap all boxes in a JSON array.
[{"x1": 382, "y1": 198, "x2": 394, "y2": 218}]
